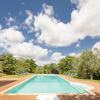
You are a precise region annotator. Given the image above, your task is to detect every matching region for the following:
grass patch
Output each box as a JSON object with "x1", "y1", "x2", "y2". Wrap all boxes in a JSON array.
[
  {"x1": 89, "y1": 80, "x2": 100, "y2": 83},
  {"x1": 75, "y1": 78, "x2": 100, "y2": 83},
  {"x1": 0, "y1": 73, "x2": 33, "y2": 78},
  {"x1": 65, "y1": 75, "x2": 100, "y2": 84}
]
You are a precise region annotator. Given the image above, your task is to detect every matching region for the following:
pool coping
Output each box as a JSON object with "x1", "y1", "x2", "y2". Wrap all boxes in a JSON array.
[{"x1": 0, "y1": 74, "x2": 95, "y2": 95}]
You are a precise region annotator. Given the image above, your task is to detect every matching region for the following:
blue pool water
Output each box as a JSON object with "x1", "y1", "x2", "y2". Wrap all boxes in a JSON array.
[{"x1": 5, "y1": 75, "x2": 89, "y2": 94}]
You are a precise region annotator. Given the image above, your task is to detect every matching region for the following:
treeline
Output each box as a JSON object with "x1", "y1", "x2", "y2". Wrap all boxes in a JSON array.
[
  {"x1": 0, "y1": 50, "x2": 100, "y2": 80},
  {"x1": 41, "y1": 50, "x2": 100, "y2": 80},
  {"x1": 57, "y1": 50, "x2": 100, "y2": 80},
  {"x1": 0, "y1": 53, "x2": 37, "y2": 74}
]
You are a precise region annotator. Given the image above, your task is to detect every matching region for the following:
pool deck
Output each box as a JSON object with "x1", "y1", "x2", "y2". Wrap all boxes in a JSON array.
[{"x1": 0, "y1": 75, "x2": 100, "y2": 100}]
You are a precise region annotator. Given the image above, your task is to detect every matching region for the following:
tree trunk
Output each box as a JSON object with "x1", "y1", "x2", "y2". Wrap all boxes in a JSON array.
[{"x1": 90, "y1": 73, "x2": 93, "y2": 80}]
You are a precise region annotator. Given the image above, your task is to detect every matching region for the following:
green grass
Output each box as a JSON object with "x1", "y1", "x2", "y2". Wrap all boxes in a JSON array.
[
  {"x1": 0, "y1": 73, "x2": 33, "y2": 78},
  {"x1": 76, "y1": 78, "x2": 100, "y2": 83},
  {"x1": 75, "y1": 78, "x2": 100, "y2": 83},
  {"x1": 89, "y1": 80, "x2": 100, "y2": 83},
  {"x1": 65, "y1": 75, "x2": 100, "y2": 84}
]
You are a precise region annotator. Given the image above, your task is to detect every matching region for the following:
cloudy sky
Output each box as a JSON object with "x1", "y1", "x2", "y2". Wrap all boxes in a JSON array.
[{"x1": 0, "y1": 0, "x2": 100, "y2": 65}]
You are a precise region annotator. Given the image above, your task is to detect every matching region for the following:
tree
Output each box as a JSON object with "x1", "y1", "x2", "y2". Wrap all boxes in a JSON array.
[
  {"x1": 15, "y1": 58, "x2": 28, "y2": 74},
  {"x1": 2, "y1": 53, "x2": 16, "y2": 74},
  {"x1": 35, "y1": 67, "x2": 44, "y2": 74},
  {"x1": 58, "y1": 56, "x2": 76, "y2": 74},
  {"x1": 93, "y1": 58, "x2": 100, "y2": 79},
  {"x1": 43, "y1": 64, "x2": 50, "y2": 74},
  {"x1": 25, "y1": 59, "x2": 37, "y2": 73},
  {"x1": 43, "y1": 63, "x2": 58, "y2": 74},
  {"x1": 51, "y1": 69, "x2": 59, "y2": 74},
  {"x1": 78, "y1": 50, "x2": 97, "y2": 80}
]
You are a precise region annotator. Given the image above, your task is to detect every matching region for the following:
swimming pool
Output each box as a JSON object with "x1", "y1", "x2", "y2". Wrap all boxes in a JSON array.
[{"x1": 4, "y1": 75, "x2": 89, "y2": 94}]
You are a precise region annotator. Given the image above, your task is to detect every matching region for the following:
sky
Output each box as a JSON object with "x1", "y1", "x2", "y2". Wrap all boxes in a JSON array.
[{"x1": 0, "y1": 0, "x2": 100, "y2": 66}]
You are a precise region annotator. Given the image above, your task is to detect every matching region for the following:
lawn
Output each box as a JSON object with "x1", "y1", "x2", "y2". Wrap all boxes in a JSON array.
[
  {"x1": 64, "y1": 75, "x2": 100, "y2": 84},
  {"x1": 0, "y1": 73, "x2": 33, "y2": 78},
  {"x1": 76, "y1": 78, "x2": 100, "y2": 84},
  {"x1": 89, "y1": 80, "x2": 100, "y2": 83}
]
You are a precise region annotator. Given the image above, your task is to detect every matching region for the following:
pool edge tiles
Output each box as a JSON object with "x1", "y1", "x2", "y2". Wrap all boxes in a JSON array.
[{"x1": 1, "y1": 74, "x2": 93, "y2": 95}]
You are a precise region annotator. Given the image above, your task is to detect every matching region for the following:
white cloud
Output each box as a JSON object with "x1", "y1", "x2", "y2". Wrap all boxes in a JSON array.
[
  {"x1": 7, "y1": 42, "x2": 65, "y2": 65},
  {"x1": 51, "y1": 52, "x2": 65, "y2": 63},
  {"x1": 71, "y1": 0, "x2": 87, "y2": 9},
  {"x1": 34, "y1": 10, "x2": 78, "y2": 47},
  {"x1": 42, "y1": 3, "x2": 54, "y2": 16},
  {"x1": 6, "y1": 17, "x2": 15, "y2": 27},
  {"x1": 76, "y1": 43, "x2": 80, "y2": 48},
  {"x1": 69, "y1": 52, "x2": 81, "y2": 57},
  {"x1": 36, "y1": 52, "x2": 65, "y2": 65},
  {"x1": 69, "y1": 53, "x2": 77, "y2": 56},
  {"x1": 24, "y1": 10, "x2": 33, "y2": 26},
  {"x1": 92, "y1": 41, "x2": 100, "y2": 50},
  {"x1": 92, "y1": 42, "x2": 100, "y2": 58},
  {"x1": 1, "y1": 1, "x2": 100, "y2": 66},
  {"x1": 70, "y1": 0, "x2": 100, "y2": 37},
  {"x1": 0, "y1": 25, "x2": 2, "y2": 29},
  {"x1": 7, "y1": 42, "x2": 49, "y2": 65},
  {"x1": 24, "y1": 10, "x2": 34, "y2": 33},
  {"x1": 0, "y1": 26, "x2": 66, "y2": 66},
  {"x1": 36, "y1": 60, "x2": 52, "y2": 66},
  {"x1": 34, "y1": 1, "x2": 100, "y2": 47},
  {"x1": 51, "y1": 52, "x2": 64, "y2": 61},
  {"x1": 0, "y1": 28, "x2": 24, "y2": 48},
  {"x1": 9, "y1": 42, "x2": 48, "y2": 59},
  {"x1": 0, "y1": 27, "x2": 50, "y2": 66}
]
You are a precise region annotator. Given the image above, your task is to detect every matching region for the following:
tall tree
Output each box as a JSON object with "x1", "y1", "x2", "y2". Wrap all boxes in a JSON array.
[
  {"x1": 78, "y1": 50, "x2": 97, "y2": 79},
  {"x1": 58, "y1": 56, "x2": 75, "y2": 74},
  {"x1": 15, "y1": 58, "x2": 28, "y2": 74},
  {"x1": 25, "y1": 59, "x2": 37, "y2": 73},
  {"x1": 2, "y1": 53, "x2": 16, "y2": 74}
]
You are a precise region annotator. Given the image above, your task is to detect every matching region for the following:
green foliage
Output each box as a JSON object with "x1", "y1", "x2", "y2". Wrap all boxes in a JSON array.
[
  {"x1": 77, "y1": 50, "x2": 98, "y2": 79},
  {"x1": 43, "y1": 64, "x2": 50, "y2": 74},
  {"x1": 57, "y1": 50, "x2": 100, "y2": 80},
  {"x1": 0, "y1": 49, "x2": 100, "y2": 80},
  {"x1": 2, "y1": 53, "x2": 16, "y2": 74},
  {"x1": 0, "y1": 53, "x2": 37, "y2": 75},
  {"x1": 25, "y1": 59, "x2": 37, "y2": 73},
  {"x1": 15, "y1": 58, "x2": 28, "y2": 74},
  {"x1": 58, "y1": 56, "x2": 76, "y2": 74},
  {"x1": 35, "y1": 67, "x2": 44, "y2": 74}
]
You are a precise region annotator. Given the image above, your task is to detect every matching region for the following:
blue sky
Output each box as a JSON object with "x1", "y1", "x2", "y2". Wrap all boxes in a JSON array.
[{"x1": 0, "y1": 0, "x2": 100, "y2": 65}]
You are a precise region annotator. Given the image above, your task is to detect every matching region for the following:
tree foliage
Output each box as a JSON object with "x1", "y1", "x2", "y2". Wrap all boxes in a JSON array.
[
  {"x1": 0, "y1": 53, "x2": 37, "y2": 74},
  {"x1": 57, "y1": 50, "x2": 100, "y2": 80},
  {"x1": 2, "y1": 53, "x2": 16, "y2": 74},
  {"x1": 58, "y1": 56, "x2": 76, "y2": 74},
  {"x1": 25, "y1": 59, "x2": 37, "y2": 73},
  {"x1": 0, "y1": 49, "x2": 100, "y2": 80},
  {"x1": 78, "y1": 51, "x2": 97, "y2": 79}
]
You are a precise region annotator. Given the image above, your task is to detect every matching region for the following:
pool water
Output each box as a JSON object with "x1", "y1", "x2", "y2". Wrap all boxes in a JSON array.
[{"x1": 5, "y1": 75, "x2": 89, "y2": 94}]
